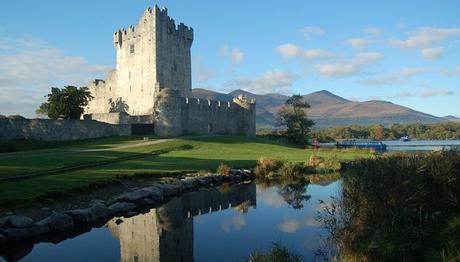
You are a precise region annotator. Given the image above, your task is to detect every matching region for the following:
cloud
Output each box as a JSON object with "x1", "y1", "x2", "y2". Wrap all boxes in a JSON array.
[
  {"x1": 277, "y1": 43, "x2": 335, "y2": 60},
  {"x1": 219, "y1": 44, "x2": 245, "y2": 64},
  {"x1": 278, "y1": 216, "x2": 319, "y2": 233},
  {"x1": 0, "y1": 38, "x2": 110, "y2": 117},
  {"x1": 364, "y1": 27, "x2": 381, "y2": 37},
  {"x1": 444, "y1": 66, "x2": 460, "y2": 76},
  {"x1": 420, "y1": 88, "x2": 455, "y2": 97},
  {"x1": 345, "y1": 38, "x2": 372, "y2": 49},
  {"x1": 421, "y1": 47, "x2": 443, "y2": 60},
  {"x1": 390, "y1": 27, "x2": 460, "y2": 48},
  {"x1": 225, "y1": 70, "x2": 298, "y2": 94},
  {"x1": 314, "y1": 52, "x2": 383, "y2": 77},
  {"x1": 192, "y1": 56, "x2": 217, "y2": 83},
  {"x1": 299, "y1": 26, "x2": 325, "y2": 39},
  {"x1": 356, "y1": 67, "x2": 427, "y2": 86},
  {"x1": 221, "y1": 214, "x2": 246, "y2": 233}
]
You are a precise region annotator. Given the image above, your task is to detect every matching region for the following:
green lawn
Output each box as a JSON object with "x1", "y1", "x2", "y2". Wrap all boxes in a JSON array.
[{"x1": 0, "y1": 135, "x2": 371, "y2": 206}]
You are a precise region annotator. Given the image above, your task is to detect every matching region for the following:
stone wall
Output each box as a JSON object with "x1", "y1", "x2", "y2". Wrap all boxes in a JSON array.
[
  {"x1": 0, "y1": 119, "x2": 131, "y2": 141},
  {"x1": 154, "y1": 88, "x2": 256, "y2": 137}
]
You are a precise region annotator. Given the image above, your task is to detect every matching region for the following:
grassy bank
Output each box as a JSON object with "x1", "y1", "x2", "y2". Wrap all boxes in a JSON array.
[
  {"x1": 318, "y1": 151, "x2": 460, "y2": 261},
  {"x1": 0, "y1": 136, "x2": 370, "y2": 206}
]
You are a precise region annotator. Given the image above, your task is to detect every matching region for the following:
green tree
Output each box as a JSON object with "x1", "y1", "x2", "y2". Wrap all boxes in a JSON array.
[
  {"x1": 277, "y1": 95, "x2": 314, "y2": 147},
  {"x1": 36, "y1": 86, "x2": 92, "y2": 119}
]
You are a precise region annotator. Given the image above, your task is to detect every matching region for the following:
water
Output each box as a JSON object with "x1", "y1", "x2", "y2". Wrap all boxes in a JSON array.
[
  {"x1": 321, "y1": 140, "x2": 460, "y2": 152},
  {"x1": 0, "y1": 180, "x2": 341, "y2": 262},
  {"x1": 384, "y1": 140, "x2": 460, "y2": 151}
]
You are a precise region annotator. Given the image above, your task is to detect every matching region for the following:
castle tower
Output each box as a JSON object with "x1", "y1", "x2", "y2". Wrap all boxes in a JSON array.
[{"x1": 112, "y1": 6, "x2": 193, "y2": 115}]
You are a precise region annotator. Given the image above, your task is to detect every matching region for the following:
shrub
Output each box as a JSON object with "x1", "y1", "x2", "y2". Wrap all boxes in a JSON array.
[
  {"x1": 254, "y1": 157, "x2": 284, "y2": 177},
  {"x1": 247, "y1": 242, "x2": 303, "y2": 262},
  {"x1": 217, "y1": 163, "x2": 231, "y2": 176},
  {"x1": 318, "y1": 151, "x2": 460, "y2": 261}
]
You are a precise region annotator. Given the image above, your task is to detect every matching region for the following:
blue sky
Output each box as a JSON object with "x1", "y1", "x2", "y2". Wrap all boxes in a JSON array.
[{"x1": 0, "y1": 0, "x2": 459, "y2": 117}]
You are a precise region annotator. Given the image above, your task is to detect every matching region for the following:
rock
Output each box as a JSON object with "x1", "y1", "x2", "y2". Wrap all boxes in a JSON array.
[
  {"x1": 3, "y1": 216, "x2": 34, "y2": 228},
  {"x1": 143, "y1": 186, "x2": 163, "y2": 202},
  {"x1": 182, "y1": 179, "x2": 199, "y2": 191},
  {"x1": 28, "y1": 225, "x2": 49, "y2": 236},
  {"x1": 41, "y1": 207, "x2": 51, "y2": 211},
  {"x1": 139, "y1": 198, "x2": 157, "y2": 206},
  {"x1": 108, "y1": 202, "x2": 137, "y2": 215},
  {"x1": 0, "y1": 233, "x2": 6, "y2": 246},
  {"x1": 65, "y1": 208, "x2": 94, "y2": 225},
  {"x1": 89, "y1": 201, "x2": 109, "y2": 221},
  {"x1": 3, "y1": 228, "x2": 32, "y2": 242},
  {"x1": 154, "y1": 183, "x2": 183, "y2": 197},
  {"x1": 35, "y1": 212, "x2": 74, "y2": 233},
  {"x1": 4, "y1": 212, "x2": 13, "y2": 216},
  {"x1": 108, "y1": 187, "x2": 162, "y2": 204}
]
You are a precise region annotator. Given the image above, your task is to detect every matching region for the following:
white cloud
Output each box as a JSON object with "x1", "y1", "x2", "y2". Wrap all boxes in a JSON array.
[
  {"x1": 0, "y1": 38, "x2": 110, "y2": 117},
  {"x1": 221, "y1": 214, "x2": 246, "y2": 233},
  {"x1": 421, "y1": 47, "x2": 444, "y2": 60},
  {"x1": 231, "y1": 48, "x2": 245, "y2": 63},
  {"x1": 420, "y1": 88, "x2": 455, "y2": 97},
  {"x1": 192, "y1": 56, "x2": 217, "y2": 83},
  {"x1": 225, "y1": 70, "x2": 298, "y2": 94},
  {"x1": 444, "y1": 66, "x2": 460, "y2": 76},
  {"x1": 390, "y1": 27, "x2": 460, "y2": 48},
  {"x1": 364, "y1": 27, "x2": 381, "y2": 37},
  {"x1": 299, "y1": 26, "x2": 325, "y2": 39},
  {"x1": 345, "y1": 38, "x2": 371, "y2": 49},
  {"x1": 357, "y1": 67, "x2": 426, "y2": 86},
  {"x1": 277, "y1": 43, "x2": 335, "y2": 60},
  {"x1": 219, "y1": 44, "x2": 245, "y2": 64},
  {"x1": 314, "y1": 52, "x2": 383, "y2": 77},
  {"x1": 278, "y1": 216, "x2": 319, "y2": 233}
]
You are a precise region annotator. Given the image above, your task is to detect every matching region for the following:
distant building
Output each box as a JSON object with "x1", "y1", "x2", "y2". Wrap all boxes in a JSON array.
[{"x1": 85, "y1": 6, "x2": 255, "y2": 137}]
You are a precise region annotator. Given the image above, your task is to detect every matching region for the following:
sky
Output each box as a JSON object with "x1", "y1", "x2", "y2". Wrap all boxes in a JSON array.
[{"x1": 0, "y1": 0, "x2": 459, "y2": 118}]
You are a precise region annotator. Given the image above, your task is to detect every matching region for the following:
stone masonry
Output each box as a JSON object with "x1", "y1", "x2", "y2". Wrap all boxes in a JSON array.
[{"x1": 85, "y1": 6, "x2": 255, "y2": 137}]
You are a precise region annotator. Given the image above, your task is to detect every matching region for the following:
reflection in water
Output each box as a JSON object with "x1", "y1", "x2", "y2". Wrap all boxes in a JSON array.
[
  {"x1": 1, "y1": 178, "x2": 343, "y2": 261},
  {"x1": 106, "y1": 182, "x2": 256, "y2": 262}
]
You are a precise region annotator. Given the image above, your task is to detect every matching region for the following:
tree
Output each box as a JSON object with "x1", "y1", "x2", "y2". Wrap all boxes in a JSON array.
[
  {"x1": 277, "y1": 95, "x2": 314, "y2": 147},
  {"x1": 36, "y1": 86, "x2": 92, "y2": 119},
  {"x1": 372, "y1": 124, "x2": 384, "y2": 140}
]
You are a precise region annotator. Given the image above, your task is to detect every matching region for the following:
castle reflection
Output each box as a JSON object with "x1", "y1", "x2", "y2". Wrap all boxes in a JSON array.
[{"x1": 107, "y1": 182, "x2": 257, "y2": 262}]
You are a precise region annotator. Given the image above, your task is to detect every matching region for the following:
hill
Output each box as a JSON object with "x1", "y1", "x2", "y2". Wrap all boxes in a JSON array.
[{"x1": 191, "y1": 88, "x2": 447, "y2": 129}]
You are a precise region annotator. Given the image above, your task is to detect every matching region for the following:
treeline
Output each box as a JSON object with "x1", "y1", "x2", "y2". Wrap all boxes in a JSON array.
[{"x1": 314, "y1": 122, "x2": 460, "y2": 141}]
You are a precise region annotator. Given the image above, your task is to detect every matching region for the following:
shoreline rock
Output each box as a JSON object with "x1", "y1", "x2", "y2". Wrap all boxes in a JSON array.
[{"x1": 0, "y1": 169, "x2": 254, "y2": 247}]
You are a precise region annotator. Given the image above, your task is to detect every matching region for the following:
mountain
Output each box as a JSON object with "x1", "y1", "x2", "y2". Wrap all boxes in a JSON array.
[
  {"x1": 443, "y1": 115, "x2": 460, "y2": 122},
  {"x1": 191, "y1": 88, "x2": 448, "y2": 129}
]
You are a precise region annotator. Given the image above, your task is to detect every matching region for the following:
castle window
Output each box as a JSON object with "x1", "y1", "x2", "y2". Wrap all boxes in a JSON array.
[{"x1": 130, "y1": 44, "x2": 135, "y2": 54}]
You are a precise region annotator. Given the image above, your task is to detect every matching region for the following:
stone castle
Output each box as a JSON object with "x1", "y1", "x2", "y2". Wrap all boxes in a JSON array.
[{"x1": 84, "y1": 6, "x2": 255, "y2": 137}]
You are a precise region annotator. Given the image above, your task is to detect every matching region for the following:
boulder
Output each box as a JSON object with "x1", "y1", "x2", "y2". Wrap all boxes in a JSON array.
[
  {"x1": 3, "y1": 228, "x2": 32, "y2": 242},
  {"x1": 28, "y1": 225, "x2": 49, "y2": 236},
  {"x1": 154, "y1": 183, "x2": 183, "y2": 197},
  {"x1": 89, "y1": 201, "x2": 109, "y2": 221},
  {"x1": 65, "y1": 209, "x2": 94, "y2": 225},
  {"x1": 182, "y1": 179, "x2": 200, "y2": 191},
  {"x1": 108, "y1": 187, "x2": 163, "y2": 205},
  {"x1": 3, "y1": 216, "x2": 34, "y2": 228},
  {"x1": 35, "y1": 212, "x2": 74, "y2": 233},
  {"x1": 108, "y1": 202, "x2": 137, "y2": 215}
]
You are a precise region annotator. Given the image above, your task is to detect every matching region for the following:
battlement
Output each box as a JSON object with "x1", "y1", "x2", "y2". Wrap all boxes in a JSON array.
[{"x1": 113, "y1": 5, "x2": 193, "y2": 48}]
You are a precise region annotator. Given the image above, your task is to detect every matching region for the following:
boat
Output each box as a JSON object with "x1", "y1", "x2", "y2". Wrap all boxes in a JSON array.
[
  {"x1": 400, "y1": 136, "x2": 410, "y2": 142},
  {"x1": 336, "y1": 139, "x2": 387, "y2": 152}
]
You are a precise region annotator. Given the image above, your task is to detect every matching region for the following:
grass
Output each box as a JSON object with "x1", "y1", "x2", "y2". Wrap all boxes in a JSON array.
[{"x1": 0, "y1": 135, "x2": 371, "y2": 206}]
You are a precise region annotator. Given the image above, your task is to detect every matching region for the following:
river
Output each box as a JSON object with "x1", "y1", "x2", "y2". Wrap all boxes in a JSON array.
[{"x1": 0, "y1": 179, "x2": 340, "y2": 261}]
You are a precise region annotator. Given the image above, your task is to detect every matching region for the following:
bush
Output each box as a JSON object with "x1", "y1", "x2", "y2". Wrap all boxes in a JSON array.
[
  {"x1": 319, "y1": 151, "x2": 460, "y2": 261},
  {"x1": 254, "y1": 157, "x2": 284, "y2": 177},
  {"x1": 217, "y1": 163, "x2": 231, "y2": 176},
  {"x1": 247, "y1": 242, "x2": 303, "y2": 262}
]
